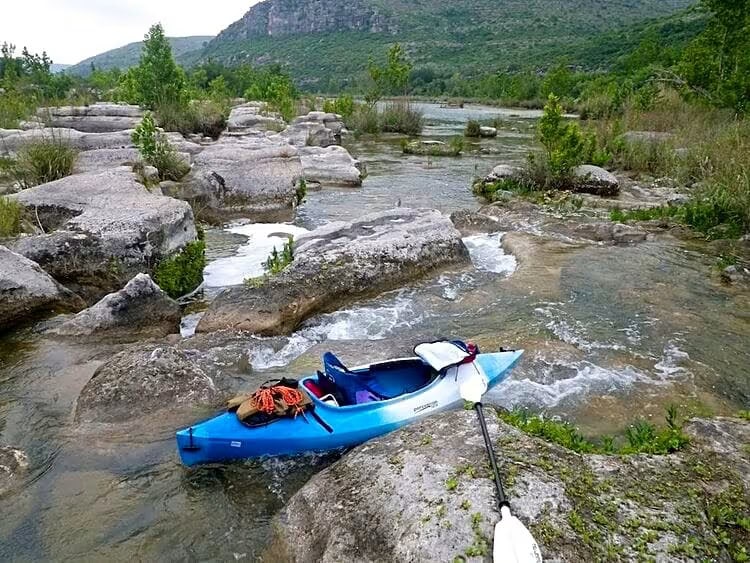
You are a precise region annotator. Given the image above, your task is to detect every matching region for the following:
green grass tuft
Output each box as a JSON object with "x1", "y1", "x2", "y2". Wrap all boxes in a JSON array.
[
  {"x1": 153, "y1": 239, "x2": 206, "y2": 298},
  {"x1": 0, "y1": 196, "x2": 24, "y2": 238}
]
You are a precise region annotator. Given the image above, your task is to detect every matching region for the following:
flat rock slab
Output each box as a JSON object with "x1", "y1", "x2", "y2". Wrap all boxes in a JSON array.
[
  {"x1": 197, "y1": 208, "x2": 470, "y2": 335},
  {"x1": 227, "y1": 103, "x2": 285, "y2": 132},
  {"x1": 36, "y1": 103, "x2": 144, "y2": 133},
  {"x1": 0, "y1": 245, "x2": 84, "y2": 332},
  {"x1": 299, "y1": 146, "x2": 363, "y2": 186},
  {"x1": 271, "y1": 410, "x2": 750, "y2": 562},
  {"x1": 8, "y1": 167, "x2": 197, "y2": 300},
  {"x1": 183, "y1": 139, "x2": 302, "y2": 222},
  {"x1": 52, "y1": 273, "x2": 180, "y2": 340},
  {"x1": 75, "y1": 346, "x2": 221, "y2": 424},
  {"x1": 0, "y1": 128, "x2": 134, "y2": 155}
]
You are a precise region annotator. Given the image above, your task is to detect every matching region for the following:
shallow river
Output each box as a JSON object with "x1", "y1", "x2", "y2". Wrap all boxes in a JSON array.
[{"x1": 1, "y1": 103, "x2": 748, "y2": 560}]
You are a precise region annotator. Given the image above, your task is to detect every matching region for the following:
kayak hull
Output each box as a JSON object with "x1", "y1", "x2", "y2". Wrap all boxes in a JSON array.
[{"x1": 176, "y1": 350, "x2": 522, "y2": 466}]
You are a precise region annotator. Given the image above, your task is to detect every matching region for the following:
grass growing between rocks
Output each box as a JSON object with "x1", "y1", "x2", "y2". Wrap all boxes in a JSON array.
[
  {"x1": 132, "y1": 113, "x2": 190, "y2": 181},
  {"x1": 264, "y1": 240, "x2": 294, "y2": 275},
  {"x1": 402, "y1": 137, "x2": 464, "y2": 157},
  {"x1": 499, "y1": 405, "x2": 690, "y2": 455},
  {"x1": 10, "y1": 137, "x2": 77, "y2": 189},
  {"x1": 153, "y1": 239, "x2": 206, "y2": 298},
  {"x1": 0, "y1": 196, "x2": 23, "y2": 238}
]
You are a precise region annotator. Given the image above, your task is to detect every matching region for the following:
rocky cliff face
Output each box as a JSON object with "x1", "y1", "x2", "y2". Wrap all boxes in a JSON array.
[{"x1": 214, "y1": 0, "x2": 394, "y2": 42}]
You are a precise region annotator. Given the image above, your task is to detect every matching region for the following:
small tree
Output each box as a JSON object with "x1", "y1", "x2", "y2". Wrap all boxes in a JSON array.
[
  {"x1": 131, "y1": 113, "x2": 189, "y2": 181},
  {"x1": 127, "y1": 24, "x2": 185, "y2": 109},
  {"x1": 537, "y1": 94, "x2": 587, "y2": 178}
]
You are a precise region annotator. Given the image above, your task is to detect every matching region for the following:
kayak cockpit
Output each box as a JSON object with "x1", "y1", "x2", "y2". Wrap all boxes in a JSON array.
[{"x1": 302, "y1": 353, "x2": 438, "y2": 407}]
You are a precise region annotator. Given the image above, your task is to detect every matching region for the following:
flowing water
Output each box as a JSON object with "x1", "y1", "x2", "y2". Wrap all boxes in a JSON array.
[{"x1": 1, "y1": 104, "x2": 748, "y2": 560}]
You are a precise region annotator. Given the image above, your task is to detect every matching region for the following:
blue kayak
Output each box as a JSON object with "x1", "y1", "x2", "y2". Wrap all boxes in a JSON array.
[{"x1": 176, "y1": 344, "x2": 523, "y2": 466}]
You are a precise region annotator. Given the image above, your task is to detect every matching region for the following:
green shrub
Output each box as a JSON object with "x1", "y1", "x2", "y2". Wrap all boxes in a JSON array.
[
  {"x1": 153, "y1": 239, "x2": 206, "y2": 298},
  {"x1": 0, "y1": 196, "x2": 23, "y2": 238},
  {"x1": 264, "y1": 239, "x2": 294, "y2": 275},
  {"x1": 295, "y1": 178, "x2": 307, "y2": 206},
  {"x1": 11, "y1": 137, "x2": 77, "y2": 189},
  {"x1": 323, "y1": 95, "x2": 355, "y2": 119},
  {"x1": 465, "y1": 120, "x2": 481, "y2": 137},
  {"x1": 380, "y1": 101, "x2": 424, "y2": 135},
  {"x1": 538, "y1": 94, "x2": 588, "y2": 178},
  {"x1": 132, "y1": 113, "x2": 190, "y2": 181},
  {"x1": 156, "y1": 99, "x2": 229, "y2": 139},
  {"x1": 349, "y1": 104, "x2": 381, "y2": 135}
]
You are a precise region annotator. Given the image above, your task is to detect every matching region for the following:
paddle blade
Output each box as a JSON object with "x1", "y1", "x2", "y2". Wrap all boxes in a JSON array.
[
  {"x1": 458, "y1": 366, "x2": 488, "y2": 403},
  {"x1": 493, "y1": 506, "x2": 543, "y2": 563}
]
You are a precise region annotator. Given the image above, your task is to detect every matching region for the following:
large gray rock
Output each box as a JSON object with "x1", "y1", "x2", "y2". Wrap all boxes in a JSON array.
[
  {"x1": 181, "y1": 139, "x2": 302, "y2": 222},
  {"x1": 0, "y1": 128, "x2": 133, "y2": 155},
  {"x1": 481, "y1": 164, "x2": 524, "y2": 185},
  {"x1": 272, "y1": 410, "x2": 750, "y2": 562},
  {"x1": 572, "y1": 165, "x2": 620, "y2": 196},
  {"x1": 36, "y1": 103, "x2": 144, "y2": 133},
  {"x1": 8, "y1": 167, "x2": 198, "y2": 301},
  {"x1": 299, "y1": 146, "x2": 363, "y2": 186},
  {"x1": 197, "y1": 208, "x2": 470, "y2": 334},
  {"x1": 52, "y1": 273, "x2": 181, "y2": 339},
  {"x1": 75, "y1": 346, "x2": 221, "y2": 423},
  {"x1": 73, "y1": 147, "x2": 191, "y2": 174},
  {"x1": 0, "y1": 245, "x2": 84, "y2": 331},
  {"x1": 0, "y1": 446, "x2": 28, "y2": 497},
  {"x1": 227, "y1": 102, "x2": 285, "y2": 132}
]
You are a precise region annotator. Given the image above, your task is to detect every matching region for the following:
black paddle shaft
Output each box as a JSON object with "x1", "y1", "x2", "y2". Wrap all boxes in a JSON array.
[{"x1": 475, "y1": 402, "x2": 509, "y2": 509}]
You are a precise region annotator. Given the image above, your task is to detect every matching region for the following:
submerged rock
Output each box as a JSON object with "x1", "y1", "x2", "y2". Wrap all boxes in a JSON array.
[
  {"x1": 0, "y1": 446, "x2": 29, "y2": 497},
  {"x1": 299, "y1": 146, "x2": 363, "y2": 186},
  {"x1": 272, "y1": 410, "x2": 750, "y2": 562},
  {"x1": 0, "y1": 245, "x2": 84, "y2": 331},
  {"x1": 8, "y1": 167, "x2": 198, "y2": 301},
  {"x1": 197, "y1": 208, "x2": 470, "y2": 335},
  {"x1": 75, "y1": 346, "x2": 221, "y2": 423},
  {"x1": 52, "y1": 273, "x2": 181, "y2": 339}
]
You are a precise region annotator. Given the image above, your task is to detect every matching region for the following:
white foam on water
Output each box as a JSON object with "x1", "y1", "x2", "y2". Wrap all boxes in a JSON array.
[
  {"x1": 180, "y1": 312, "x2": 204, "y2": 338},
  {"x1": 248, "y1": 293, "x2": 422, "y2": 370},
  {"x1": 535, "y1": 305, "x2": 626, "y2": 352},
  {"x1": 437, "y1": 272, "x2": 476, "y2": 300},
  {"x1": 203, "y1": 223, "x2": 309, "y2": 288},
  {"x1": 491, "y1": 360, "x2": 648, "y2": 409},
  {"x1": 654, "y1": 340, "x2": 691, "y2": 378},
  {"x1": 463, "y1": 233, "x2": 517, "y2": 275}
]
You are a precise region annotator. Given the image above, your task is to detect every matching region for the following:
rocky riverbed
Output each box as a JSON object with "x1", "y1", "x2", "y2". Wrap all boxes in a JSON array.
[{"x1": 0, "y1": 102, "x2": 748, "y2": 561}]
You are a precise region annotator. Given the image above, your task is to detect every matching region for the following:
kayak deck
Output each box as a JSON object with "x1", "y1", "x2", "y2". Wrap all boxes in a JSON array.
[{"x1": 176, "y1": 350, "x2": 523, "y2": 466}]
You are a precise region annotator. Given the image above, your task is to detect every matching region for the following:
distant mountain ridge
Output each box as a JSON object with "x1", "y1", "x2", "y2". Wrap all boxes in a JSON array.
[
  {"x1": 198, "y1": 0, "x2": 697, "y2": 88},
  {"x1": 67, "y1": 36, "x2": 213, "y2": 76}
]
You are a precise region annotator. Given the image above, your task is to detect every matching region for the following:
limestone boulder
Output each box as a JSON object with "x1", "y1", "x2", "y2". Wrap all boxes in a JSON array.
[
  {"x1": 227, "y1": 103, "x2": 285, "y2": 132},
  {"x1": 52, "y1": 273, "x2": 181, "y2": 339},
  {"x1": 0, "y1": 245, "x2": 84, "y2": 331},
  {"x1": 36, "y1": 103, "x2": 144, "y2": 133},
  {"x1": 571, "y1": 165, "x2": 620, "y2": 197},
  {"x1": 75, "y1": 346, "x2": 221, "y2": 423},
  {"x1": 8, "y1": 167, "x2": 198, "y2": 301},
  {"x1": 299, "y1": 146, "x2": 363, "y2": 186},
  {"x1": 271, "y1": 410, "x2": 750, "y2": 562},
  {"x1": 197, "y1": 208, "x2": 470, "y2": 335},
  {"x1": 181, "y1": 139, "x2": 302, "y2": 222}
]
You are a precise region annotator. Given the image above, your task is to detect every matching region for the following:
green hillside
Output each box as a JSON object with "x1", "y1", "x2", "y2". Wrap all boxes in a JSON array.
[
  {"x1": 199, "y1": 0, "x2": 699, "y2": 89},
  {"x1": 68, "y1": 36, "x2": 213, "y2": 76}
]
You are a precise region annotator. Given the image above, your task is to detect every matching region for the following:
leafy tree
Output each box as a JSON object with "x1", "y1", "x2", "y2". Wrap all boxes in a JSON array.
[
  {"x1": 365, "y1": 43, "x2": 413, "y2": 105},
  {"x1": 125, "y1": 23, "x2": 185, "y2": 108},
  {"x1": 537, "y1": 94, "x2": 588, "y2": 178}
]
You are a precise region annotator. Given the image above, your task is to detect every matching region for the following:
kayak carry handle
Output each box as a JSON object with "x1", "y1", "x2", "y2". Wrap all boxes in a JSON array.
[{"x1": 182, "y1": 427, "x2": 201, "y2": 451}]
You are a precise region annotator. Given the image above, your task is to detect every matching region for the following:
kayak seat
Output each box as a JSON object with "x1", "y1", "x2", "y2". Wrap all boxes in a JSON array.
[{"x1": 321, "y1": 352, "x2": 435, "y2": 406}]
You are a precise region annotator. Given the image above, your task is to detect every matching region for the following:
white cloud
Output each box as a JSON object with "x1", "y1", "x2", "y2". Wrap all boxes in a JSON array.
[{"x1": 0, "y1": 0, "x2": 260, "y2": 64}]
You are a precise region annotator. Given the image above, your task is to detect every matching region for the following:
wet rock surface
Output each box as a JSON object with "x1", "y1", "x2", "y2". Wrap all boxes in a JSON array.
[
  {"x1": 75, "y1": 346, "x2": 222, "y2": 423},
  {"x1": 0, "y1": 245, "x2": 84, "y2": 331},
  {"x1": 197, "y1": 208, "x2": 470, "y2": 335},
  {"x1": 52, "y1": 274, "x2": 181, "y2": 340},
  {"x1": 0, "y1": 446, "x2": 29, "y2": 497},
  {"x1": 272, "y1": 409, "x2": 750, "y2": 563},
  {"x1": 8, "y1": 167, "x2": 198, "y2": 300}
]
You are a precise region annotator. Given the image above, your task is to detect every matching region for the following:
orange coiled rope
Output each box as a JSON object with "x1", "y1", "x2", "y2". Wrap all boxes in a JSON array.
[{"x1": 252, "y1": 385, "x2": 307, "y2": 417}]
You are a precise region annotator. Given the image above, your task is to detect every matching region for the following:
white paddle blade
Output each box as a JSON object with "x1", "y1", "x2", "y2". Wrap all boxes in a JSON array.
[
  {"x1": 493, "y1": 506, "x2": 543, "y2": 563},
  {"x1": 459, "y1": 373, "x2": 487, "y2": 404}
]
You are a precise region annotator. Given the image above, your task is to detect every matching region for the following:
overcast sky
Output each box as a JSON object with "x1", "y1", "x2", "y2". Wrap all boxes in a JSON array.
[{"x1": 0, "y1": 0, "x2": 260, "y2": 65}]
